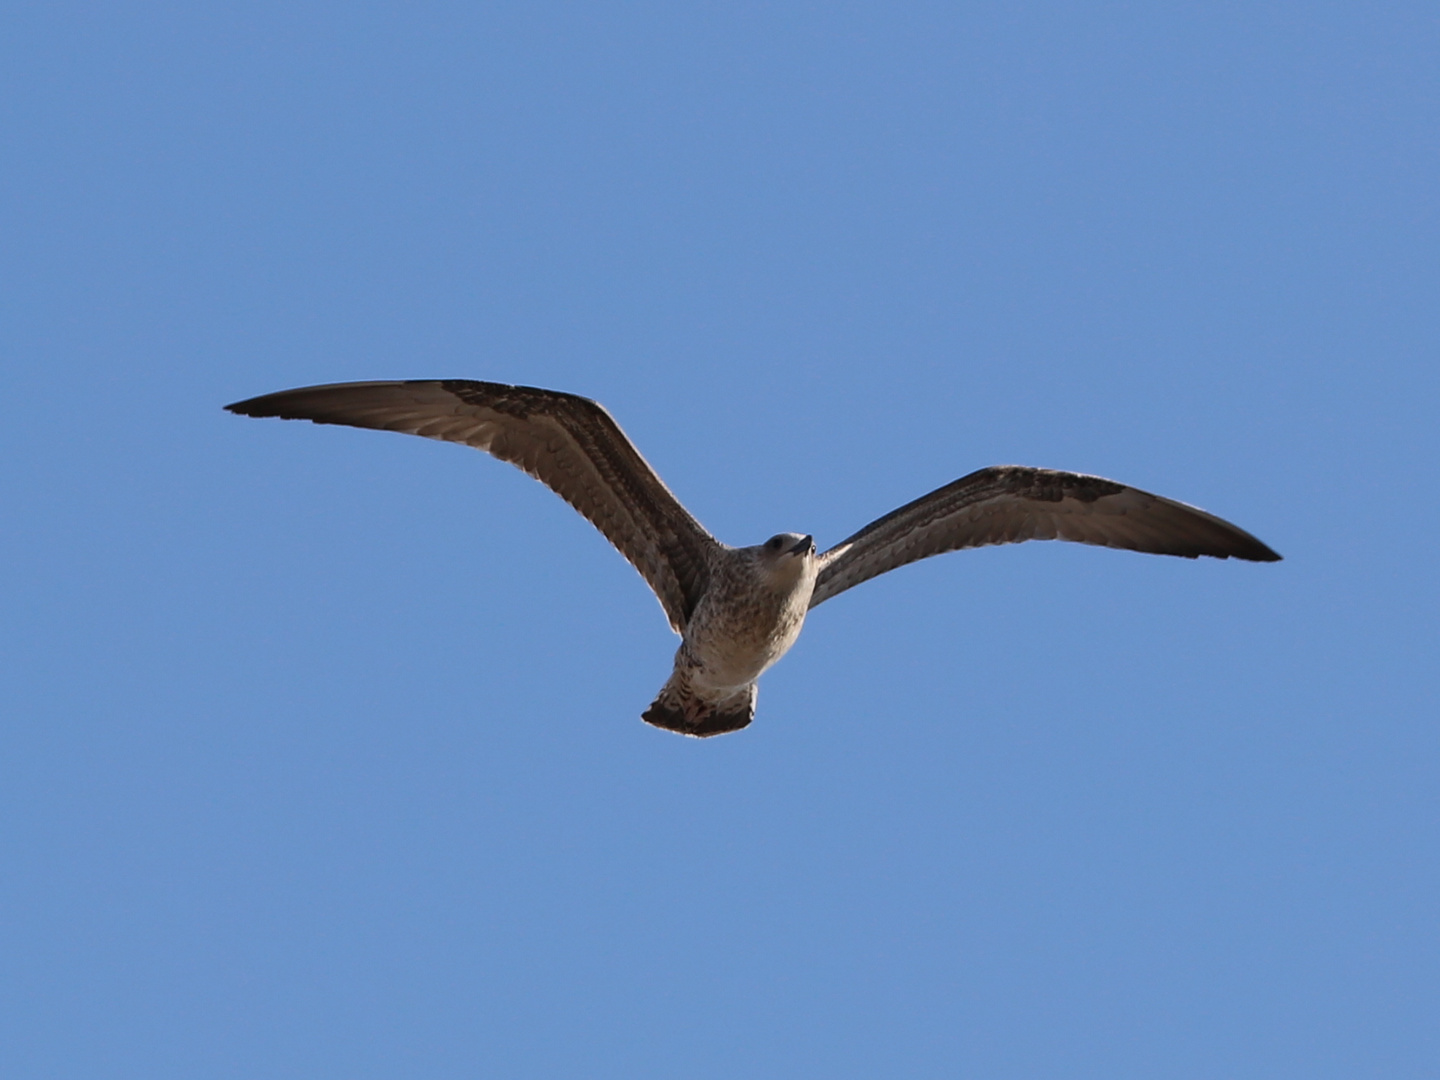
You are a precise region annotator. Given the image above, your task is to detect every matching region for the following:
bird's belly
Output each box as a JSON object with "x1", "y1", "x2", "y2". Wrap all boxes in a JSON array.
[{"x1": 685, "y1": 607, "x2": 807, "y2": 691}]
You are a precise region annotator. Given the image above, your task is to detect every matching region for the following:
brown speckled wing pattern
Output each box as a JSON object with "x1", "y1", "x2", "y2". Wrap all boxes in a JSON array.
[
  {"x1": 810, "y1": 465, "x2": 1280, "y2": 608},
  {"x1": 226, "y1": 379, "x2": 718, "y2": 632}
]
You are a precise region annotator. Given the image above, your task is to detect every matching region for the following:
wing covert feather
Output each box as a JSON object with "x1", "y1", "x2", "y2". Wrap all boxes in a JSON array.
[
  {"x1": 810, "y1": 466, "x2": 1280, "y2": 608},
  {"x1": 226, "y1": 380, "x2": 718, "y2": 632}
]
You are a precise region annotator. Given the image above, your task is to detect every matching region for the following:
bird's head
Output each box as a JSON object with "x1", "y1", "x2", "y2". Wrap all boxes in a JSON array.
[{"x1": 752, "y1": 532, "x2": 816, "y2": 586}]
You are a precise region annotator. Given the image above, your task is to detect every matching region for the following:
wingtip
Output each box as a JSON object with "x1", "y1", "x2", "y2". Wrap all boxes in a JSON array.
[
  {"x1": 1237, "y1": 540, "x2": 1282, "y2": 562},
  {"x1": 225, "y1": 392, "x2": 293, "y2": 418}
]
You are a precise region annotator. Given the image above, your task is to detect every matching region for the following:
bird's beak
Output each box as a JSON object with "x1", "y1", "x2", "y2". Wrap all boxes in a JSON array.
[{"x1": 790, "y1": 535, "x2": 815, "y2": 556}]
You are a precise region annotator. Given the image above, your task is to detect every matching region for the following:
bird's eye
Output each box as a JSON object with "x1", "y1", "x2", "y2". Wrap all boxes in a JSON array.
[{"x1": 767, "y1": 537, "x2": 782, "y2": 550}]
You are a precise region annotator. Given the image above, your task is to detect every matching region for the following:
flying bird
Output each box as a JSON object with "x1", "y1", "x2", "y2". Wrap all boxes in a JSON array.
[{"x1": 227, "y1": 379, "x2": 1280, "y2": 737}]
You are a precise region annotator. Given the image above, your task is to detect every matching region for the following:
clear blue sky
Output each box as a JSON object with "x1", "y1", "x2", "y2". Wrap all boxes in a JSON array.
[{"x1": 2, "y1": 3, "x2": 1436, "y2": 1077}]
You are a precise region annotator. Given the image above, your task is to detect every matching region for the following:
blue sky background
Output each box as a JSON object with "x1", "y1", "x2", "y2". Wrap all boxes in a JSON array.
[{"x1": 2, "y1": 3, "x2": 1437, "y2": 1077}]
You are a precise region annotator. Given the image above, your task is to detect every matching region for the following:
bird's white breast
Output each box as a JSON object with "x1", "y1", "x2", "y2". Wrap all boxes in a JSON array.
[{"x1": 681, "y1": 551, "x2": 817, "y2": 692}]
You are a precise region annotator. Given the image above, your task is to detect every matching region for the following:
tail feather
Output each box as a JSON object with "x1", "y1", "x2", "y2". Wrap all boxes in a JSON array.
[{"x1": 642, "y1": 676, "x2": 756, "y2": 738}]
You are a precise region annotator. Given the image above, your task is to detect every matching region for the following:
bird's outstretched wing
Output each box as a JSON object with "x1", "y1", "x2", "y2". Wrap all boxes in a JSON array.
[
  {"x1": 810, "y1": 465, "x2": 1280, "y2": 608},
  {"x1": 227, "y1": 379, "x2": 719, "y2": 632}
]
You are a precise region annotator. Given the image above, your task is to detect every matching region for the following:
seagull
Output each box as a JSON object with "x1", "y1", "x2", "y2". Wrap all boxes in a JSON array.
[{"x1": 227, "y1": 379, "x2": 1281, "y2": 737}]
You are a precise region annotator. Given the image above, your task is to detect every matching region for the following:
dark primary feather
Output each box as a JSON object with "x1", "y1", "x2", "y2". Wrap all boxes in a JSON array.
[
  {"x1": 226, "y1": 379, "x2": 719, "y2": 632},
  {"x1": 810, "y1": 465, "x2": 1280, "y2": 608}
]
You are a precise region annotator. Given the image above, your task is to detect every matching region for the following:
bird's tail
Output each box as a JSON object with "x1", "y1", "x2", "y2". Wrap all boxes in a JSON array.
[{"x1": 642, "y1": 675, "x2": 756, "y2": 738}]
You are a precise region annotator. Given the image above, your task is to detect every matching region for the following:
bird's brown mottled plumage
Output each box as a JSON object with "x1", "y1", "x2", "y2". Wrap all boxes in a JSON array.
[
  {"x1": 227, "y1": 379, "x2": 1281, "y2": 737},
  {"x1": 226, "y1": 379, "x2": 717, "y2": 633},
  {"x1": 809, "y1": 465, "x2": 1280, "y2": 608}
]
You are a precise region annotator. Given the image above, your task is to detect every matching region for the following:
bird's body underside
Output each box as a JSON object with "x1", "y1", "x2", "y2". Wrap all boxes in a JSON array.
[
  {"x1": 227, "y1": 378, "x2": 1281, "y2": 737},
  {"x1": 641, "y1": 533, "x2": 818, "y2": 736}
]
